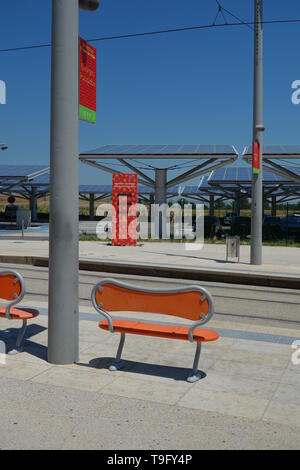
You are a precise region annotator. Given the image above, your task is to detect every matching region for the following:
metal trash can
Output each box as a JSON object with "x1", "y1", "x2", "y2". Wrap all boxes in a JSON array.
[
  {"x1": 16, "y1": 209, "x2": 31, "y2": 229},
  {"x1": 226, "y1": 235, "x2": 240, "y2": 262}
]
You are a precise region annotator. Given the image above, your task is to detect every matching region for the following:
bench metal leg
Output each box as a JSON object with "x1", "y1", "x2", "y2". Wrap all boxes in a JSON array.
[
  {"x1": 187, "y1": 342, "x2": 202, "y2": 383},
  {"x1": 109, "y1": 333, "x2": 126, "y2": 371},
  {"x1": 8, "y1": 320, "x2": 27, "y2": 355}
]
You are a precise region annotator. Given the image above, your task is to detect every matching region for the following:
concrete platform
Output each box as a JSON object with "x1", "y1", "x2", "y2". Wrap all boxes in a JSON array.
[
  {"x1": 0, "y1": 310, "x2": 300, "y2": 450},
  {"x1": 0, "y1": 240, "x2": 299, "y2": 289}
]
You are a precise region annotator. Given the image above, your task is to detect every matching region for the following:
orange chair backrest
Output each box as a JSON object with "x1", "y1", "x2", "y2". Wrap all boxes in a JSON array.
[
  {"x1": 0, "y1": 272, "x2": 22, "y2": 302},
  {"x1": 94, "y1": 280, "x2": 213, "y2": 322}
]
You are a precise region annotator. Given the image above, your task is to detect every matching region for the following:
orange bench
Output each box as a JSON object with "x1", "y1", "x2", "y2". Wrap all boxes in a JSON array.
[
  {"x1": 92, "y1": 279, "x2": 219, "y2": 382},
  {"x1": 0, "y1": 270, "x2": 39, "y2": 354}
]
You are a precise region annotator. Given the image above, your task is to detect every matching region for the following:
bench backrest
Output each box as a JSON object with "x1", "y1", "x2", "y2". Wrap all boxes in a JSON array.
[
  {"x1": 0, "y1": 270, "x2": 25, "y2": 318},
  {"x1": 92, "y1": 279, "x2": 214, "y2": 325}
]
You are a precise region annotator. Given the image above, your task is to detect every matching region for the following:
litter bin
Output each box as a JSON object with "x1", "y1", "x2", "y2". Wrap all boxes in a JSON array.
[
  {"x1": 16, "y1": 209, "x2": 31, "y2": 229},
  {"x1": 226, "y1": 235, "x2": 240, "y2": 262}
]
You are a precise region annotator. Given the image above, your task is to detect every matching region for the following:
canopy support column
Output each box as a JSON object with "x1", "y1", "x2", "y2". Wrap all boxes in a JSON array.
[
  {"x1": 271, "y1": 196, "x2": 277, "y2": 217},
  {"x1": 30, "y1": 187, "x2": 38, "y2": 222},
  {"x1": 209, "y1": 195, "x2": 215, "y2": 216},
  {"x1": 154, "y1": 169, "x2": 167, "y2": 238},
  {"x1": 89, "y1": 193, "x2": 95, "y2": 220}
]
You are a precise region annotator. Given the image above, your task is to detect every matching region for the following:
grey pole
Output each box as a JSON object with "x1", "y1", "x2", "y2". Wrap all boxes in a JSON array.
[
  {"x1": 30, "y1": 187, "x2": 38, "y2": 222},
  {"x1": 48, "y1": 0, "x2": 79, "y2": 364},
  {"x1": 154, "y1": 169, "x2": 167, "y2": 238},
  {"x1": 251, "y1": 0, "x2": 264, "y2": 265},
  {"x1": 149, "y1": 194, "x2": 154, "y2": 206},
  {"x1": 89, "y1": 193, "x2": 95, "y2": 220},
  {"x1": 271, "y1": 195, "x2": 276, "y2": 217},
  {"x1": 209, "y1": 195, "x2": 215, "y2": 216},
  {"x1": 234, "y1": 191, "x2": 241, "y2": 217},
  {"x1": 155, "y1": 169, "x2": 167, "y2": 205}
]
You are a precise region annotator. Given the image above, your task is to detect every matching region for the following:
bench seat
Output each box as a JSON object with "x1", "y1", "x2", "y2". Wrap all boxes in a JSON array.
[
  {"x1": 93, "y1": 279, "x2": 218, "y2": 382},
  {"x1": 0, "y1": 270, "x2": 40, "y2": 354},
  {"x1": 99, "y1": 319, "x2": 219, "y2": 342},
  {"x1": 0, "y1": 306, "x2": 39, "y2": 321}
]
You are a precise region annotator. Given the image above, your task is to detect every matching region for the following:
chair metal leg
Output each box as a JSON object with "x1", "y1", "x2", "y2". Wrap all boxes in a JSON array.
[
  {"x1": 109, "y1": 333, "x2": 126, "y2": 371},
  {"x1": 8, "y1": 320, "x2": 27, "y2": 355},
  {"x1": 187, "y1": 342, "x2": 202, "y2": 383}
]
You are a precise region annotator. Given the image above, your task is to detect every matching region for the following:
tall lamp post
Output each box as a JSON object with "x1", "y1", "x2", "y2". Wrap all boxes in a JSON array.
[
  {"x1": 251, "y1": 0, "x2": 264, "y2": 265},
  {"x1": 48, "y1": 0, "x2": 99, "y2": 365}
]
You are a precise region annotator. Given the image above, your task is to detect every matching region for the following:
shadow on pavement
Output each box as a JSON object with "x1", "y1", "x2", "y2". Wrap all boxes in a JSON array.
[
  {"x1": 142, "y1": 250, "x2": 245, "y2": 265},
  {"x1": 77, "y1": 356, "x2": 207, "y2": 382},
  {"x1": 0, "y1": 324, "x2": 47, "y2": 358}
]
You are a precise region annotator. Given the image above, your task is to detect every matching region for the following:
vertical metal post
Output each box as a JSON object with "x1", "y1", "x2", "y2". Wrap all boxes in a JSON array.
[
  {"x1": 30, "y1": 187, "x2": 38, "y2": 222},
  {"x1": 154, "y1": 169, "x2": 167, "y2": 238},
  {"x1": 286, "y1": 202, "x2": 289, "y2": 247},
  {"x1": 271, "y1": 196, "x2": 276, "y2": 217},
  {"x1": 209, "y1": 195, "x2": 215, "y2": 216},
  {"x1": 155, "y1": 169, "x2": 167, "y2": 205},
  {"x1": 48, "y1": 0, "x2": 79, "y2": 364},
  {"x1": 234, "y1": 191, "x2": 241, "y2": 217},
  {"x1": 89, "y1": 193, "x2": 95, "y2": 220},
  {"x1": 251, "y1": 0, "x2": 264, "y2": 265}
]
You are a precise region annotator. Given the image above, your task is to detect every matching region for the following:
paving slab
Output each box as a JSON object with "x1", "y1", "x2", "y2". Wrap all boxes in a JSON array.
[
  {"x1": 100, "y1": 376, "x2": 191, "y2": 405},
  {"x1": 223, "y1": 345, "x2": 291, "y2": 369},
  {"x1": 31, "y1": 366, "x2": 117, "y2": 392},
  {"x1": 280, "y1": 368, "x2": 300, "y2": 386},
  {"x1": 178, "y1": 388, "x2": 270, "y2": 420},
  {"x1": 263, "y1": 401, "x2": 300, "y2": 428},
  {"x1": 0, "y1": 359, "x2": 52, "y2": 381},
  {"x1": 187, "y1": 372, "x2": 279, "y2": 400},
  {"x1": 210, "y1": 359, "x2": 286, "y2": 382}
]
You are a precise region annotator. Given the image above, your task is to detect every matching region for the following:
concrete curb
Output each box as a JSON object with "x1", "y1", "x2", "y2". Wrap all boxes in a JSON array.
[{"x1": 0, "y1": 254, "x2": 299, "y2": 289}]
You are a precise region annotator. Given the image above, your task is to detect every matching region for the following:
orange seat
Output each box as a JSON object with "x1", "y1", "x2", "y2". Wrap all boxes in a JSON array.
[
  {"x1": 0, "y1": 270, "x2": 40, "y2": 353},
  {"x1": 93, "y1": 279, "x2": 218, "y2": 382},
  {"x1": 0, "y1": 306, "x2": 39, "y2": 321},
  {"x1": 99, "y1": 319, "x2": 219, "y2": 342}
]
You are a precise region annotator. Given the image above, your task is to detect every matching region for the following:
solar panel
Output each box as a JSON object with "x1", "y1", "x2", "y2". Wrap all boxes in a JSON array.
[
  {"x1": 78, "y1": 184, "x2": 154, "y2": 195},
  {"x1": 238, "y1": 167, "x2": 250, "y2": 181},
  {"x1": 81, "y1": 145, "x2": 238, "y2": 157},
  {"x1": 29, "y1": 174, "x2": 50, "y2": 185},
  {"x1": 0, "y1": 165, "x2": 49, "y2": 178},
  {"x1": 209, "y1": 165, "x2": 293, "y2": 185},
  {"x1": 79, "y1": 185, "x2": 112, "y2": 193},
  {"x1": 210, "y1": 168, "x2": 227, "y2": 181}
]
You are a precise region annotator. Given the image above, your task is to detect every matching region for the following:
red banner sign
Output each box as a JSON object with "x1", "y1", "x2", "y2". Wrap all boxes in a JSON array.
[
  {"x1": 79, "y1": 37, "x2": 97, "y2": 124},
  {"x1": 112, "y1": 174, "x2": 138, "y2": 246},
  {"x1": 252, "y1": 140, "x2": 260, "y2": 175}
]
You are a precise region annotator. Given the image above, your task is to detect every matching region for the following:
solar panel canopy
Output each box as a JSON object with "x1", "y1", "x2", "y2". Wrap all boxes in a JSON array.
[
  {"x1": 210, "y1": 166, "x2": 291, "y2": 184},
  {"x1": 80, "y1": 144, "x2": 238, "y2": 158},
  {"x1": 0, "y1": 165, "x2": 49, "y2": 179},
  {"x1": 79, "y1": 184, "x2": 153, "y2": 194}
]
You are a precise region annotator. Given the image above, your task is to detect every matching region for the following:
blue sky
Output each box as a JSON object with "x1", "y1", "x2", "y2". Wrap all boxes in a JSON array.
[{"x1": 1, "y1": 0, "x2": 300, "y2": 184}]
